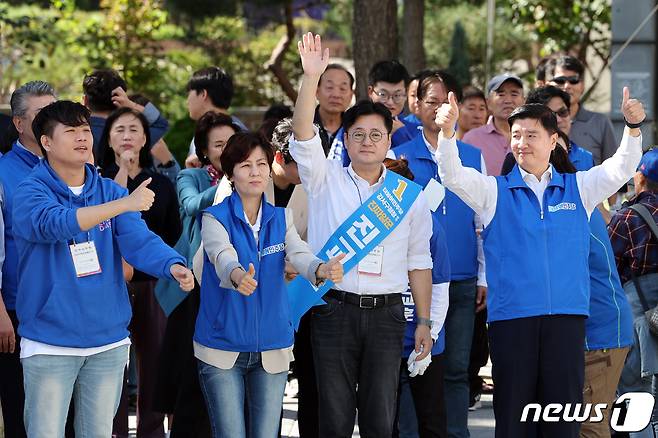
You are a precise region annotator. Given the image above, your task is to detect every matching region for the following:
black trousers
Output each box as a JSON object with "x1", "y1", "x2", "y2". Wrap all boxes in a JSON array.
[
  {"x1": 469, "y1": 308, "x2": 489, "y2": 401},
  {"x1": 394, "y1": 354, "x2": 447, "y2": 438},
  {"x1": 311, "y1": 296, "x2": 406, "y2": 438},
  {"x1": 0, "y1": 310, "x2": 26, "y2": 438},
  {"x1": 292, "y1": 312, "x2": 319, "y2": 437},
  {"x1": 488, "y1": 315, "x2": 585, "y2": 438}
]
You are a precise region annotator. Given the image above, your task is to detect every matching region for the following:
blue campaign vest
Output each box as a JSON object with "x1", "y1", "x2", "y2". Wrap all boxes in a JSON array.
[
  {"x1": 0, "y1": 142, "x2": 40, "y2": 310},
  {"x1": 194, "y1": 192, "x2": 293, "y2": 352},
  {"x1": 395, "y1": 134, "x2": 482, "y2": 280},
  {"x1": 586, "y1": 208, "x2": 634, "y2": 350},
  {"x1": 403, "y1": 215, "x2": 450, "y2": 357},
  {"x1": 482, "y1": 165, "x2": 590, "y2": 322},
  {"x1": 569, "y1": 141, "x2": 595, "y2": 171}
]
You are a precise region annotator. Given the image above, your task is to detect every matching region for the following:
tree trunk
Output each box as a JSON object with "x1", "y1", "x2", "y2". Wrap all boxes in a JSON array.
[
  {"x1": 352, "y1": 0, "x2": 398, "y2": 100},
  {"x1": 264, "y1": 0, "x2": 298, "y2": 102},
  {"x1": 401, "y1": 0, "x2": 425, "y2": 75}
]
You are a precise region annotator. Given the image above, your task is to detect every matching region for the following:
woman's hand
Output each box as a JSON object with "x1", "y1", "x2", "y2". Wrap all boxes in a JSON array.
[{"x1": 231, "y1": 264, "x2": 258, "y2": 296}]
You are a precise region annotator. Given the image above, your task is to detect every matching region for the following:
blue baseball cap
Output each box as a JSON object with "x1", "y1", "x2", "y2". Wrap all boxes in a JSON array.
[{"x1": 638, "y1": 149, "x2": 658, "y2": 183}]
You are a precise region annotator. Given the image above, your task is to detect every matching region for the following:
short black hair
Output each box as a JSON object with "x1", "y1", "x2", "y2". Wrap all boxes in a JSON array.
[
  {"x1": 535, "y1": 56, "x2": 554, "y2": 82},
  {"x1": 545, "y1": 55, "x2": 585, "y2": 79},
  {"x1": 507, "y1": 103, "x2": 558, "y2": 135},
  {"x1": 461, "y1": 86, "x2": 486, "y2": 104},
  {"x1": 220, "y1": 132, "x2": 274, "y2": 181},
  {"x1": 526, "y1": 85, "x2": 571, "y2": 108},
  {"x1": 320, "y1": 64, "x2": 355, "y2": 89},
  {"x1": 187, "y1": 67, "x2": 234, "y2": 110},
  {"x1": 97, "y1": 107, "x2": 153, "y2": 171},
  {"x1": 83, "y1": 69, "x2": 127, "y2": 113},
  {"x1": 263, "y1": 103, "x2": 293, "y2": 122},
  {"x1": 416, "y1": 70, "x2": 463, "y2": 102},
  {"x1": 194, "y1": 111, "x2": 241, "y2": 166},
  {"x1": 368, "y1": 60, "x2": 410, "y2": 87},
  {"x1": 32, "y1": 100, "x2": 91, "y2": 159},
  {"x1": 342, "y1": 100, "x2": 393, "y2": 134}
]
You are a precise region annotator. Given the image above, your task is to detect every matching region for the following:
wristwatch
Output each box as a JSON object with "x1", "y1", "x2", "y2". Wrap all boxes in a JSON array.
[
  {"x1": 624, "y1": 118, "x2": 643, "y2": 129},
  {"x1": 416, "y1": 317, "x2": 433, "y2": 328}
]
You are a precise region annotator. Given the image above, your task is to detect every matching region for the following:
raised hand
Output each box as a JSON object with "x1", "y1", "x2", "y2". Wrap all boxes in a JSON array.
[
  {"x1": 621, "y1": 86, "x2": 646, "y2": 126},
  {"x1": 125, "y1": 177, "x2": 155, "y2": 212},
  {"x1": 231, "y1": 263, "x2": 258, "y2": 296},
  {"x1": 111, "y1": 86, "x2": 133, "y2": 109},
  {"x1": 316, "y1": 253, "x2": 346, "y2": 283},
  {"x1": 435, "y1": 91, "x2": 460, "y2": 138},
  {"x1": 119, "y1": 149, "x2": 138, "y2": 172},
  {"x1": 297, "y1": 32, "x2": 330, "y2": 78},
  {"x1": 170, "y1": 264, "x2": 195, "y2": 292}
]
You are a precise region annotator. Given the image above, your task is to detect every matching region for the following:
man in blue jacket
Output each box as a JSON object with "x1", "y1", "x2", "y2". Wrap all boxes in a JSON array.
[
  {"x1": 12, "y1": 100, "x2": 194, "y2": 437},
  {"x1": 392, "y1": 70, "x2": 486, "y2": 438},
  {"x1": 0, "y1": 80, "x2": 57, "y2": 438}
]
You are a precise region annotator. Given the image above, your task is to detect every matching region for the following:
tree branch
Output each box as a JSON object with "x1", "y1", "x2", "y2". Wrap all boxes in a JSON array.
[{"x1": 264, "y1": 0, "x2": 297, "y2": 102}]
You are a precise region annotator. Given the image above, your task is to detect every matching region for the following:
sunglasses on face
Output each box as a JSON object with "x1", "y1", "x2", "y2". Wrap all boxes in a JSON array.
[
  {"x1": 552, "y1": 107, "x2": 570, "y2": 118},
  {"x1": 550, "y1": 75, "x2": 581, "y2": 85}
]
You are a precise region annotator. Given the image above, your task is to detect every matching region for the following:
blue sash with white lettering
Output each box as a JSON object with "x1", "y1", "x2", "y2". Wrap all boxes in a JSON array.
[{"x1": 287, "y1": 170, "x2": 423, "y2": 329}]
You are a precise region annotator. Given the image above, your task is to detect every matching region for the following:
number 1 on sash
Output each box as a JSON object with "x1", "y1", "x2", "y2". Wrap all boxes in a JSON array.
[{"x1": 392, "y1": 179, "x2": 408, "y2": 201}]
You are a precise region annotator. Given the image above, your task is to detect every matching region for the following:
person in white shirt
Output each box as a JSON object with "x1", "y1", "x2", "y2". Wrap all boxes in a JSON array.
[
  {"x1": 289, "y1": 32, "x2": 434, "y2": 438},
  {"x1": 434, "y1": 88, "x2": 645, "y2": 438}
]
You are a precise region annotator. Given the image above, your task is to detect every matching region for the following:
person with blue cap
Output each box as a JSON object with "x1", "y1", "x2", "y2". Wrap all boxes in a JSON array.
[{"x1": 435, "y1": 85, "x2": 645, "y2": 437}]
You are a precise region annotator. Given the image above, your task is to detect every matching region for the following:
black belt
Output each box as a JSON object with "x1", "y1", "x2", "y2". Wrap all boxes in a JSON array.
[{"x1": 326, "y1": 289, "x2": 402, "y2": 309}]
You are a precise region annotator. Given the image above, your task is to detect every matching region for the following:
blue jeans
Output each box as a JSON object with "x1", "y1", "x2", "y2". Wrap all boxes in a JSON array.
[
  {"x1": 22, "y1": 344, "x2": 129, "y2": 438},
  {"x1": 197, "y1": 352, "x2": 287, "y2": 438},
  {"x1": 443, "y1": 278, "x2": 477, "y2": 438}
]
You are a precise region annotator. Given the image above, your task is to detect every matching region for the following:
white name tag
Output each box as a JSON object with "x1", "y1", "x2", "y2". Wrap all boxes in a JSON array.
[
  {"x1": 69, "y1": 241, "x2": 102, "y2": 277},
  {"x1": 358, "y1": 246, "x2": 384, "y2": 276},
  {"x1": 424, "y1": 179, "x2": 446, "y2": 213}
]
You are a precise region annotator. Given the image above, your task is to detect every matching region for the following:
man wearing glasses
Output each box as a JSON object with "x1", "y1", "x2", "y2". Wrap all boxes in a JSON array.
[
  {"x1": 368, "y1": 60, "x2": 421, "y2": 148},
  {"x1": 463, "y1": 73, "x2": 525, "y2": 175},
  {"x1": 545, "y1": 56, "x2": 617, "y2": 165}
]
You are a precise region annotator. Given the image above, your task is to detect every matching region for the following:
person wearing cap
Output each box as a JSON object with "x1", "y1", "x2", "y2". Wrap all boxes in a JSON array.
[
  {"x1": 462, "y1": 73, "x2": 524, "y2": 176},
  {"x1": 435, "y1": 85, "x2": 645, "y2": 437},
  {"x1": 609, "y1": 149, "x2": 658, "y2": 430}
]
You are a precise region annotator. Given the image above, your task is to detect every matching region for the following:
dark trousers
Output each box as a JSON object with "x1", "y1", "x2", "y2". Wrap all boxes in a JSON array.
[
  {"x1": 154, "y1": 287, "x2": 211, "y2": 437},
  {"x1": 469, "y1": 308, "x2": 489, "y2": 401},
  {"x1": 394, "y1": 354, "x2": 448, "y2": 438},
  {"x1": 0, "y1": 310, "x2": 26, "y2": 438},
  {"x1": 113, "y1": 280, "x2": 168, "y2": 438},
  {"x1": 488, "y1": 315, "x2": 585, "y2": 438},
  {"x1": 292, "y1": 312, "x2": 319, "y2": 437},
  {"x1": 311, "y1": 295, "x2": 406, "y2": 438}
]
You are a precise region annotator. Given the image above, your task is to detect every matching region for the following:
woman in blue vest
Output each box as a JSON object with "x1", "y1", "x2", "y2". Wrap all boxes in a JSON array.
[
  {"x1": 195, "y1": 132, "x2": 344, "y2": 438},
  {"x1": 501, "y1": 136, "x2": 634, "y2": 437},
  {"x1": 435, "y1": 88, "x2": 645, "y2": 438},
  {"x1": 154, "y1": 112, "x2": 241, "y2": 436}
]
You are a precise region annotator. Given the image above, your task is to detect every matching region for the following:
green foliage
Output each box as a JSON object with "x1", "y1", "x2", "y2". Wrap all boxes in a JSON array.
[{"x1": 447, "y1": 21, "x2": 471, "y2": 87}]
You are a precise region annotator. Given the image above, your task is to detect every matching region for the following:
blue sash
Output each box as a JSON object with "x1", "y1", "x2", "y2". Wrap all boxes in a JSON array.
[{"x1": 287, "y1": 170, "x2": 423, "y2": 329}]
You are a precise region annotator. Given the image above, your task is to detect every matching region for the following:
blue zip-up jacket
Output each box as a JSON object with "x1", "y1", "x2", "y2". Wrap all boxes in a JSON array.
[
  {"x1": 0, "y1": 142, "x2": 40, "y2": 310},
  {"x1": 12, "y1": 161, "x2": 185, "y2": 347},
  {"x1": 195, "y1": 192, "x2": 292, "y2": 352},
  {"x1": 570, "y1": 141, "x2": 595, "y2": 171},
  {"x1": 394, "y1": 133, "x2": 482, "y2": 280},
  {"x1": 403, "y1": 215, "x2": 450, "y2": 357},
  {"x1": 586, "y1": 208, "x2": 634, "y2": 350},
  {"x1": 483, "y1": 164, "x2": 590, "y2": 322}
]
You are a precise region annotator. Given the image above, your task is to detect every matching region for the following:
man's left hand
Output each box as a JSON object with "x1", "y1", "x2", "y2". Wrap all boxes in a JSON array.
[
  {"x1": 476, "y1": 286, "x2": 487, "y2": 312},
  {"x1": 414, "y1": 325, "x2": 432, "y2": 361}
]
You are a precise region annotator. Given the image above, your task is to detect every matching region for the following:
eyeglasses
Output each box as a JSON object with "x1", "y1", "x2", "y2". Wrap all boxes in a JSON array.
[
  {"x1": 552, "y1": 107, "x2": 570, "y2": 118},
  {"x1": 350, "y1": 129, "x2": 386, "y2": 144},
  {"x1": 550, "y1": 75, "x2": 581, "y2": 85},
  {"x1": 373, "y1": 90, "x2": 406, "y2": 104}
]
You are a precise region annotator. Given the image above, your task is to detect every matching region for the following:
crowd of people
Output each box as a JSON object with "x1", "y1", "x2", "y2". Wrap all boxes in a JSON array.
[{"x1": 0, "y1": 31, "x2": 657, "y2": 438}]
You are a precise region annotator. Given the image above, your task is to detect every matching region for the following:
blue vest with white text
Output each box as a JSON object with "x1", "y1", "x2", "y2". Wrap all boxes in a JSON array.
[
  {"x1": 482, "y1": 165, "x2": 590, "y2": 322},
  {"x1": 0, "y1": 142, "x2": 40, "y2": 310},
  {"x1": 395, "y1": 134, "x2": 482, "y2": 280},
  {"x1": 195, "y1": 192, "x2": 292, "y2": 352}
]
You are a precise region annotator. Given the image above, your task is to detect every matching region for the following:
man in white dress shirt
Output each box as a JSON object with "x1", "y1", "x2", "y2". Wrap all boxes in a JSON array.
[{"x1": 289, "y1": 33, "x2": 434, "y2": 437}]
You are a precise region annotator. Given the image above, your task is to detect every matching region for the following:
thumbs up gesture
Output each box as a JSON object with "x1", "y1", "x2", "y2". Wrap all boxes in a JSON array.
[
  {"x1": 621, "y1": 86, "x2": 645, "y2": 127},
  {"x1": 316, "y1": 253, "x2": 346, "y2": 283},
  {"x1": 126, "y1": 177, "x2": 155, "y2": 212},
  {"x1": 435, "y1": 91, "x2": 460, "y2": 138},
  {"x1": 231, "y1": 263, "x2": 258, "y2": 296}
]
